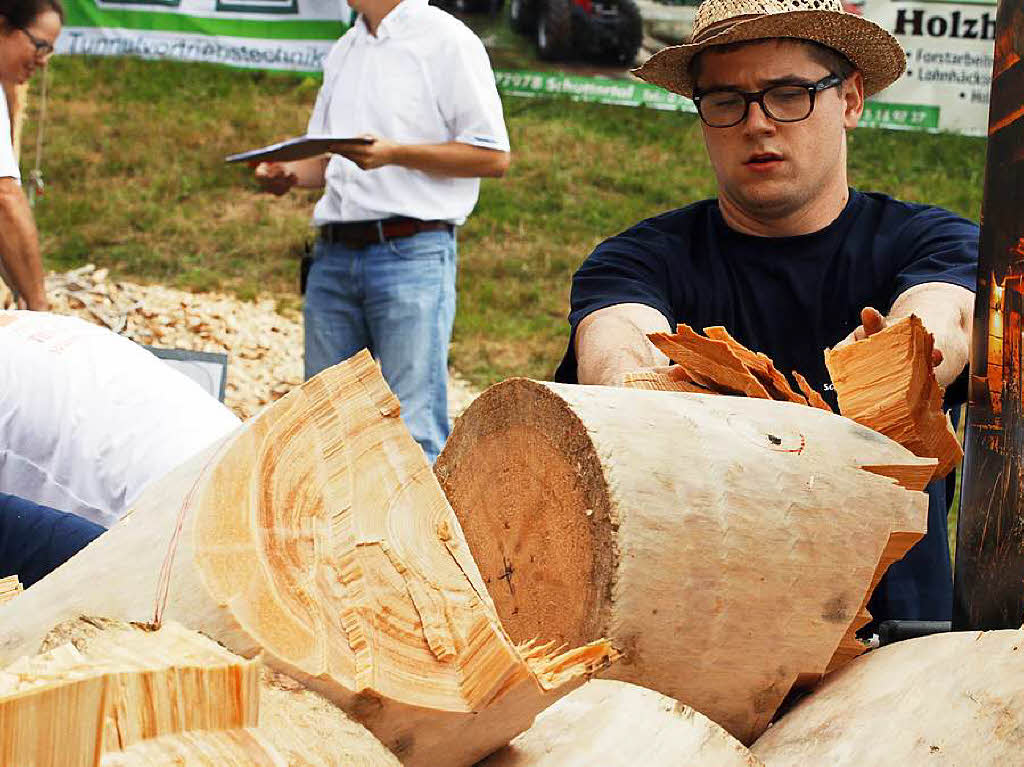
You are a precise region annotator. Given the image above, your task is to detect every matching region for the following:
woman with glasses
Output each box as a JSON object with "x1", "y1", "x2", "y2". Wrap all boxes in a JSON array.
[{"x1": 0, "y1": 0, "x2": 61, "y2": 311}]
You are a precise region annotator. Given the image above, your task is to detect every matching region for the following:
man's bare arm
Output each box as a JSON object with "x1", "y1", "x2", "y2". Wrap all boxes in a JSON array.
[
  {"x1": 0, "y1": 177, "x2": 47, "y2": 311},
  {"x1": 335, "y1": 139, "x2": 510, "y2": 178},
  {"x1": 575, "y1": 303, "x2": 672, "y2": 386},
  {"x1": 254, "y1": 156, "x2": 330, "y2": 195},
  {"x1": 836, "y1": 282, "x2": 973, "y2": 388}
]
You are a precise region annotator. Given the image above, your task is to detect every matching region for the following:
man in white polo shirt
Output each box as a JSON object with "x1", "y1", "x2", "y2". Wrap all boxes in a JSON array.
[{"x1": 255, "y1": 0, "x2": 510, "y2": 462}]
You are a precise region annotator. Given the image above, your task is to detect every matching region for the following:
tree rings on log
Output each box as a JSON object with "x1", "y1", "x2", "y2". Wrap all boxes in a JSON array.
[{"x1": 0, "y1": 353, "x2": 613, "y2": 767}]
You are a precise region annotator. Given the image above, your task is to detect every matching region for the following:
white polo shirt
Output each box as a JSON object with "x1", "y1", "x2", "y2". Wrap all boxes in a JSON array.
[
  {"x1": 0, "y1": 311, "x2": 240, "y2": 527},
  {"x1": 308, "y1": 0, "x2": 510, "y2": 226},
  {"x1": 0, "y1": 88, "x2": 20, "y2": 182}
]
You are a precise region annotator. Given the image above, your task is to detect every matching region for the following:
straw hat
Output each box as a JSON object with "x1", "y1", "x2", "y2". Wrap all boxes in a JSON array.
[{"x1": 633, "y1": 0, "x2": 906, "y2": 98}]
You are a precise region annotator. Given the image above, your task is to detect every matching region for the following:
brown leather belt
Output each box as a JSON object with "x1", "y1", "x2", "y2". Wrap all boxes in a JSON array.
[{"x1": 318, "y1": 217, "x2": 453, "y2": 249}]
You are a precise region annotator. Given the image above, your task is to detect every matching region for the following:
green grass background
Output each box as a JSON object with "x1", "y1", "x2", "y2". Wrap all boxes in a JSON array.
[
  {"x1": 25, "y1": 54, "x2": 986, "y2": 388},
  {"x1": 20, "y1": 20, "x2": 986, "y2": 557}
]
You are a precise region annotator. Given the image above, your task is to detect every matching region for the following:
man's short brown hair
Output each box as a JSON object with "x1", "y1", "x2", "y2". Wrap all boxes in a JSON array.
[{"x1": 689, "y1": 38, "x2": 856, "y2": 91}]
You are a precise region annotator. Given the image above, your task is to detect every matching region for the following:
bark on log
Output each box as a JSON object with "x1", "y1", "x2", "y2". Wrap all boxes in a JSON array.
[
  {"x1": 752, "y1": 629, "x2": 1024, "y2": 764},
  {"x1": 435, "y1": 380, "x2": 935, "y2": 744},
  {"x1": 478, "y1": 679, "x2": 764, "y2": 767},
  {"x1": 825, "y1": 315, "x2": 962, "y2": 479},
  {"x1": 0, "y1": 352, "x2": 613, "y2": 767}
]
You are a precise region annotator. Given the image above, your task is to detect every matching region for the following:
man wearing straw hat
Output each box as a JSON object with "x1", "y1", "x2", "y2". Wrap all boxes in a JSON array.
[{"x1": 555, "y1": 0, "x2": 978, "y2": 627}]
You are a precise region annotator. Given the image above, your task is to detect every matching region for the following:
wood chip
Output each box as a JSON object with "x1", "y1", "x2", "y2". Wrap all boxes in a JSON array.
[
  {"x1": 623, "y1": 367, "x2": 712, "y2": 393},
  {"x1": 42, "y1": 266, "x2": 478, "y2": 422},
  {"x1": 792, "y1": 372, "x2": 834, "y2": 412},
  {"x1": 704, "y1": 326, "x2": 807, "y2": 404},
  {"x1": 648, "y1": 324, "x2": 771, "y2": 398},
  {"x1": 825, "y1": 315, "x2": 962, "y2": 480}
]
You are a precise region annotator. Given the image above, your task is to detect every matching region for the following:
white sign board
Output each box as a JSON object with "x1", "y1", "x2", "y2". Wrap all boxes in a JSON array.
[{"x1": 863, "y1": 0, "x2": 998, "y2": 136}]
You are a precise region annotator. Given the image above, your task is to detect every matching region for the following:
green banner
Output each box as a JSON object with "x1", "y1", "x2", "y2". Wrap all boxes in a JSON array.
[
  {"x1": 57, "y1": 0, "x2": 347, "y2": 71},
  {"x1": 495, "y1": 70, "x2": 695, "y2": 114},
  {"x1": 496, "y1": 69, "x2": 945, "y2": 132}
]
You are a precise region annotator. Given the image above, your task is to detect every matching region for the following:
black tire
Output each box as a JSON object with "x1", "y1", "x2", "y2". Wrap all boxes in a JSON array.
[
  {"x1": 611, "y1": 0, "x2": 643, "y2": 65},
  {"x1": 536, "y1": 0, "x2": 572, "y2": 60},
  {"x1": 509, "y1": 0, "x2": 536, "y2": 34}
]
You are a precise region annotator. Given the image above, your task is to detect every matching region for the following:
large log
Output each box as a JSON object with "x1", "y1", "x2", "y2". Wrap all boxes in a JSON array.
[
  {"x1": 479, "y1": 679, "x2": 764, "y2": 767},
  {"x1": 0, "y1": 352, "x2": 613, "y2": 767},
  {"x1": 751, "y1": 629, "x2": 1024, "y2": 763},
  {"x1": 434, "y1": 380, "x2": 935, "y2": 744}
]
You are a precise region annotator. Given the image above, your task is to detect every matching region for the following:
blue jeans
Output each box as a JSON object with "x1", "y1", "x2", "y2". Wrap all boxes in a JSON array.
[
  {"x1": 303, "y1": 228, "x2": 457, "y2": 462},
  {"x1": 0, "y1": 493, "x2": 105, "y2": 587}
]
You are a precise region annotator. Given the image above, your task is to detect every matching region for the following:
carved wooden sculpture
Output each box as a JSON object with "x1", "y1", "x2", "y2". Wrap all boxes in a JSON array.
[
  {"x1": 435, "y1": 380, "x2": 935, "y2": 743},
  {"x1": 480, "y1": 679, "x2": 764, "y2": 767},
  {"x1": 752, "y1": 629, "x2": 1024, "y2": 763},
  {"x1": 0, "y1": 352, "x2": 612, "y2": 767}
]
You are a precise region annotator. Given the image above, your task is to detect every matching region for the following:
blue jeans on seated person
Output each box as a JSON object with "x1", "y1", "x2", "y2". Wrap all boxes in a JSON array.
[
  {"x1": 0, "y1": 493, "x2": 105, "y2": 587},
  {"x1": 303, "y1": 228, "x2": 457, "y2": 463}
]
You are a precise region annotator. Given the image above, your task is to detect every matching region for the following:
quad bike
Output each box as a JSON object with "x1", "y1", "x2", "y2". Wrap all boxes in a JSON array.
[{"x1": 510, "y1": 0, "x2": 643, "y2": 65}]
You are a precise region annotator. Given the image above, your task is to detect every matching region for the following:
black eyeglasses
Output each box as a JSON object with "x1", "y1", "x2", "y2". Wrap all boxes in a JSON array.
[
  {"x1": 19, "y1": 27, "x2": 55, "y2": 58},
  {"x1": 693, "y1": 74, "x2": 844, "y2": 128}
]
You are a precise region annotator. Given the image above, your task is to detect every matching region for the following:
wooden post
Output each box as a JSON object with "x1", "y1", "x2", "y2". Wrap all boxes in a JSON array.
[
  {"x1": 953, "y1": 0, "x2": 1024, "y2": 629},
  {"x1": 435, "y1": 380, "x2": 935, "y2": 744}
]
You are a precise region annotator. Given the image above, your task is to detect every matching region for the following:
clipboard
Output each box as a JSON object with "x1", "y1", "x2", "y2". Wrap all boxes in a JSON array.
[{"x1": 225, "y1": 135, "x2": 373, "y2": 164}]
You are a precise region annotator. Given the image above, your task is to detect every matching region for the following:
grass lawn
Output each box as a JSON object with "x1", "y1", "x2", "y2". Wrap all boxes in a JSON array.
[{"x1": 23, "y1": 47, "x2": 986, "y2": 388}]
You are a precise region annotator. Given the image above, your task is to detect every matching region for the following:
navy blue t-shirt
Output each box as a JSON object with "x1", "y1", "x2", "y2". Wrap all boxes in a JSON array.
[
  {"x1": 555, "y1": 190, "x2": 979, "y2": 626},
  {"x1": 555, "y1": 190, "x2": 978, "y2": 412}
]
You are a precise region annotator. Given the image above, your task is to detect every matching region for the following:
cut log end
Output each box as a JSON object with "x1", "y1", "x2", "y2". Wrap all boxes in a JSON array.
[{"x1": 435, "y1": 378, "x2": 616, "y2": 651}]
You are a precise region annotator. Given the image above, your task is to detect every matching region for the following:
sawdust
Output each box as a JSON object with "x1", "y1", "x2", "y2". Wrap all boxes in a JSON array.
[{"x1": 30, "y1": 264, "x2": 479, "y2": 422}]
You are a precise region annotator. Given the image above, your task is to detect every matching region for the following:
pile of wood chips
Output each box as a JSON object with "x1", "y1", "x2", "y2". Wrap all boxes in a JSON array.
[{"x1": 39, "y1": 264, "x2": 478, "y2": 421}]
